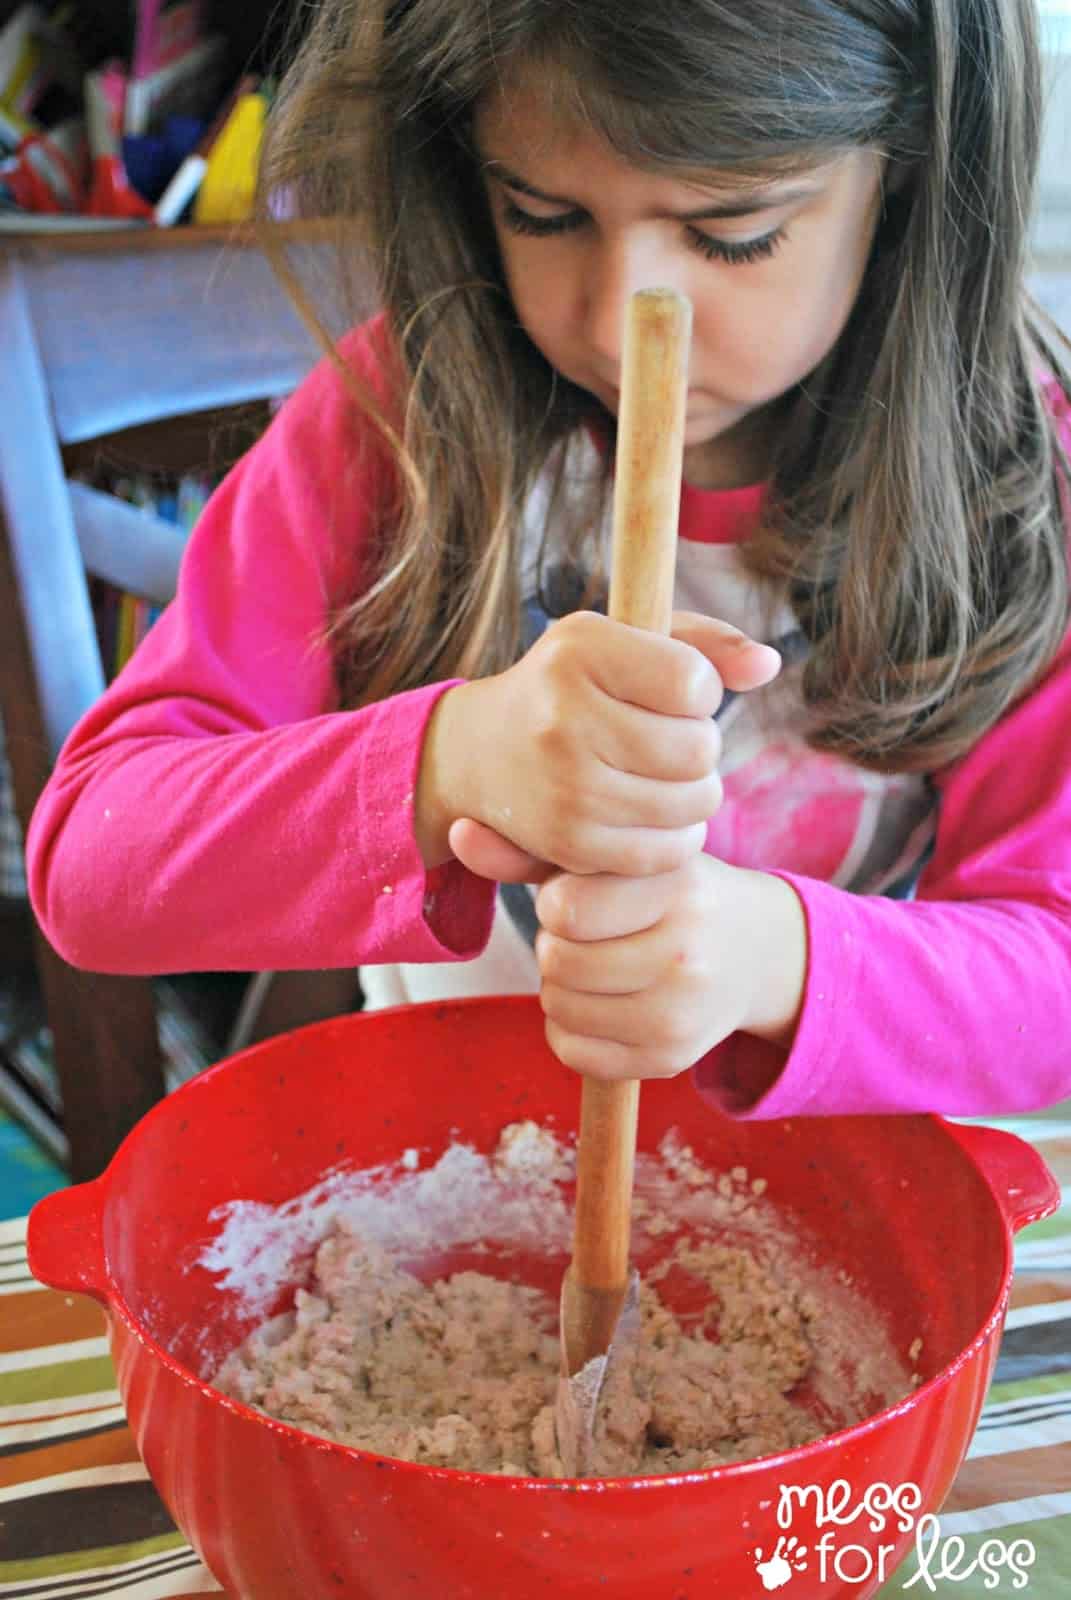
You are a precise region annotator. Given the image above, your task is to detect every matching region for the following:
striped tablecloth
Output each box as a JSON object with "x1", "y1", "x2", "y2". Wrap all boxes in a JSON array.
[{"x1": 3, "y1": 1110, "x2": 1071, "y2": 1598}]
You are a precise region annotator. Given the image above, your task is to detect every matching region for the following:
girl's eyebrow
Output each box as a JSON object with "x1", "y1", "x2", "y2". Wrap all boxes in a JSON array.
[{"x1": 481, "y1": 159, "x2": 814, "y2": 221}]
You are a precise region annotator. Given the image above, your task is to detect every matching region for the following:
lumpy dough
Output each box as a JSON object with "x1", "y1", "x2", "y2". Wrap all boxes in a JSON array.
[{"x1": 214, "y1": 1220, "x2": 826, "y2": 1477}]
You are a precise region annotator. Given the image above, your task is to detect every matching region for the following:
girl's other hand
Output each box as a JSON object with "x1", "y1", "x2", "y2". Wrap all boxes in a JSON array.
[
  {"x1": 417, "y1": 611, "x2": 779, "y2": 880},
  {"x1": 534, "y1": 856, "x2": 808, "y2": 1079}
]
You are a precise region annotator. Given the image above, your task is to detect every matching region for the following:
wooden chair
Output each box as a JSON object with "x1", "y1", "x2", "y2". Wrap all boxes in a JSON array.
[{"x1": 0, "y1": 222, "x2": 361, "y2": 1180}]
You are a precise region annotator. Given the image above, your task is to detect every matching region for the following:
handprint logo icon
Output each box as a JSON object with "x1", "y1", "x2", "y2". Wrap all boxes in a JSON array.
[{"x1": 753, "y1": 1535, "x2": 809, "y2": 1590}]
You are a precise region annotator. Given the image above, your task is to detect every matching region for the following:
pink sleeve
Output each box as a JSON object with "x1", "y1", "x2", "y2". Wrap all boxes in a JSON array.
[
  {"x1": 697, "y1": 380, "x2": 1071, "y2": 1119},
  {"x1": 26, "y1": 322, "x2": 495, "y2": 975}
]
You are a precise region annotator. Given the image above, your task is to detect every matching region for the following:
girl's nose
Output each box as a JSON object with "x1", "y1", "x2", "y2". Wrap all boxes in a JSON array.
[{"x1": 583, "y1": 234, "x2": 682, "y2": 372}]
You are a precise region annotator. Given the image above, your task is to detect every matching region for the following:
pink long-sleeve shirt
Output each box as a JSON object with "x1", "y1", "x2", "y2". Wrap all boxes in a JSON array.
[{"x1": 26, "y1": 318, "x2": 1071, "y2": 1120}]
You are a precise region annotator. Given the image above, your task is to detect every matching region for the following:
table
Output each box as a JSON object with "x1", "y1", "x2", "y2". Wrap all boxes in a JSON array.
[{"x1": 2, "y1": 1107, "x2": 1071, "y2": 1597}]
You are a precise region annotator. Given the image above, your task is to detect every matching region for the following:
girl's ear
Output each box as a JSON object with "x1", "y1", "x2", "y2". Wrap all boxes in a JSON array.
[
  {"x1": 878, "y1": 158, "x2": 917, "y2": 244},
  {"x1": 884, "y1": 158, "x2": 916, "y2": 198}
]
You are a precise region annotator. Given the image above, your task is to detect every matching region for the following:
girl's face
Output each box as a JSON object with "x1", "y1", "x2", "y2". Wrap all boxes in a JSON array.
[{"x1": 474, "y1": 76, "x2": 886, "y2": 489}]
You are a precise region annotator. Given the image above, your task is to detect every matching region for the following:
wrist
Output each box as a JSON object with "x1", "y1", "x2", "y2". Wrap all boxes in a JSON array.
[
  {"x1": 414, "y1": 683, "x2": 475, "y2": 868},
  {"x1": 736, "y1": 868, "x2": 808, "y2": 1048}
]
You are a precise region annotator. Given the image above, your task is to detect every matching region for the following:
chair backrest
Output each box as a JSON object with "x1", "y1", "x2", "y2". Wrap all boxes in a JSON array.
[
  {"x1": 0, "y1": 227, "x2": 324, "y2": 759},
  {"x1": 63, "y1": 401, "x2": 274, "y2": 610}
]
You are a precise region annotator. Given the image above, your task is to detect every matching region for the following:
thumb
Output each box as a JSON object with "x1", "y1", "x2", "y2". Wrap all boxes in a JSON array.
[
  {"x1": 670, "y1": 611, "x2": 782, "y2": 694},
  {"x1": 448, "y1": 818, "x2": 555, "y2": 884}
]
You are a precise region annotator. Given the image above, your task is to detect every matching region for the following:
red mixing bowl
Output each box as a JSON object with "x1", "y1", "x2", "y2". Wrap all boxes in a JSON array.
[{"x1": 28, "y1": 996, "x2": 1056, "y2": 1600}]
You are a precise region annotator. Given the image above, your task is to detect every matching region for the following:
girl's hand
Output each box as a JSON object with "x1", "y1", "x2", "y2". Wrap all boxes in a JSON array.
[
  {"x1": 416, "y1": 612, "x2": 779, "y2": 880},
  {"x1": 534, "y1": 855, "x2": 808, "y2": 1080}
]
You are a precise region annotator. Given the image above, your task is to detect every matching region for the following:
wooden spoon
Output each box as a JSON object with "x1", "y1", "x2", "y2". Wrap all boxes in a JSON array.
[{"x1": 555, "y1": 286, "x2": 693, "y2": 1478}]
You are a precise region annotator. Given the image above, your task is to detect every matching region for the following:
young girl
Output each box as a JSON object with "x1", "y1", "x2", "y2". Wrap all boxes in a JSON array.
[{"x1": 27, "y1": 0, "x2": 1071, "y2": 1120}]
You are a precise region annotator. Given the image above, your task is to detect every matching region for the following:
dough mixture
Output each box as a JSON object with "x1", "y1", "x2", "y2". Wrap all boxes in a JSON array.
[{"x1": 209, "y1": 1124, "x2": 915, "y2": 1477}]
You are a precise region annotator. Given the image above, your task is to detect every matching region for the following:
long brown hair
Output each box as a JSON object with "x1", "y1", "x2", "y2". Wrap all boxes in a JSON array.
[{"x1": 258, "y1": 0, "x2": 1070, "y2": 772}]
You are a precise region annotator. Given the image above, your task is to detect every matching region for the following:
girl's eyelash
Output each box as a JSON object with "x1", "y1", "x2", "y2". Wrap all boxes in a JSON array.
[
  {"x1": 686, "y1": 225, "x2": 786, "y2": 265},
  {"x1": 500, "y1": 199, "x2": 785, "y2": 266},
  {"x1": 501, "y1": 200, "x2": 585, "y2": 237}
]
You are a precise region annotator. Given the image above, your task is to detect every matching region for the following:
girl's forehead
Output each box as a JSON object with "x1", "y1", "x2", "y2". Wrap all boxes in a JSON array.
[{"x1": 473, "y1": 69, "x2": 835, "y2": 195}]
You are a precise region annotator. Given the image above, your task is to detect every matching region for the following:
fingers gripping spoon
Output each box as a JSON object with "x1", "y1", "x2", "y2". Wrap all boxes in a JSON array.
[{"x1": 554, "y1": 287, "x2": 693, "y2": 1478}]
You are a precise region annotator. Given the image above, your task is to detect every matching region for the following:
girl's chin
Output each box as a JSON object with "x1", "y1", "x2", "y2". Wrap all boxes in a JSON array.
[{"x1": 684, "y1": 399, "x2": 750, "y2": 442}]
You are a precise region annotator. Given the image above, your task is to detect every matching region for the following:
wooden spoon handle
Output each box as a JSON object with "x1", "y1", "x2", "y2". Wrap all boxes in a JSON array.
[
  {"x1": 608, "y1": 288, "x2": 693, "y2": 634},
  {"x1": 571, "y1": 287, "x2": 692, "y2": 1294}
]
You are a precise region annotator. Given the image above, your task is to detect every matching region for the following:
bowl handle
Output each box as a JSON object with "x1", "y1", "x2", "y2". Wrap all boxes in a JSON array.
[
  {"x1": 27, "y1": 1178, "x2": 109, "y2": 1304},
  {"x1": 942, "y1": 1121, "x2": 1060, "y2": 1234}
]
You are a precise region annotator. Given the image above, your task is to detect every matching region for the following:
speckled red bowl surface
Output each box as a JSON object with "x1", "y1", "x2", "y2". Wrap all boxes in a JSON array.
[{"x1": 29, "y1": 996, "x2": 1056, "y2": 1600}]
